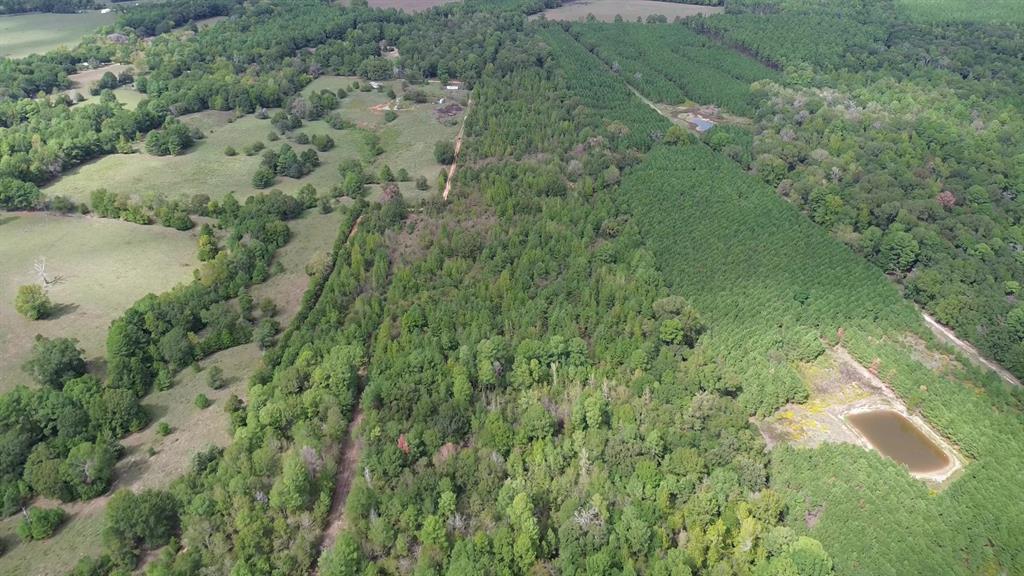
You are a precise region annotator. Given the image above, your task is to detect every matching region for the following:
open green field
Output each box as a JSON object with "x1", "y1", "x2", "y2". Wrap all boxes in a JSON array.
[
  {"x1": 0, "y1": 343, "x2": 257, "y2": 576},
  {"x1": 0, "y1": 213, "x2": 198, "y2": 393},
  {"x1": 0, "y1": 11, "x2": 114, "y2": 59},
  {"x1": 896, "y1": 0, "x2": 1024, "y2": 23},
  {"x1": 45, "y1": 77, "x2": 462, "y2": 205}
]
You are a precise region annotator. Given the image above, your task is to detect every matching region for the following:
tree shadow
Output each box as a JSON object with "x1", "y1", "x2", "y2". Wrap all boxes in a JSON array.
[
  {"x1": 0, "y1": 214, "x2": 17, "y2": 226},
  {"x1": 48, "y1": 302, "x2": 79, "y2": 320},
  {"x1": 143, "y1": 402, "x2": 170, "y2": 423}
]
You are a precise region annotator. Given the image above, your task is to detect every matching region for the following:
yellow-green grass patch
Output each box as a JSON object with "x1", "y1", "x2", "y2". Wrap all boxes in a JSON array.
[
  {"x1": 0, "y1": 11, "x2": 114, "y2": 59},
  {"x1": 0, "y1": 213, "x2": 199, "y2": 393},
  {"x1": 0, "y1": 343, "x2": 257, "y2": 576}
]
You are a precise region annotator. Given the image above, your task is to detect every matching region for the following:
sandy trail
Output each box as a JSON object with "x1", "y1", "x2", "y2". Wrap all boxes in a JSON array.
[{"x1": 442, "y1": 96, "x2": 472, "y2": 201}]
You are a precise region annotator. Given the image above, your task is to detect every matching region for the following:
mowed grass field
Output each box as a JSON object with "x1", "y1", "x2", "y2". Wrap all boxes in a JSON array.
[
  {"x1": 0, "y1": 343, "x2": 258, "y2": 576},
  {"x1": 896, "y1": 0, "x2": 1024, "y2": 23},
  {"x1": 0, "y1": 213, "x2": 199, "y2": 392},
  {"x1": 45, "y1": 77, "x2": 462, "y2": 205},
  {"x1": 530, "y1": 0, "x2": 723, "y2": 22},
  {"x1": 0, "y1": 11, "x2": 114, "y2": 58}
]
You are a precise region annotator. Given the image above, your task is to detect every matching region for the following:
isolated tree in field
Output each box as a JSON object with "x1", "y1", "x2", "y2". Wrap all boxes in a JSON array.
[
  {"x1": 23, "y1": 336, "x2": 86, "y2": 389},
  {"x1": 415, "y1": 175, "x2": 429, "y2": 190},
  {"x1": 15, "y1": 284, "x2": 52, "y2": 320},
  {"x1": 434, "y1": 140, "x2": 456, "y2": 164}
]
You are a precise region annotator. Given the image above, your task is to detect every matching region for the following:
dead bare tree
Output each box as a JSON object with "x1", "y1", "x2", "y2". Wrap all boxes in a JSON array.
[{"x1": 34, "y1": 257, "x2": 63, "y2": 289}]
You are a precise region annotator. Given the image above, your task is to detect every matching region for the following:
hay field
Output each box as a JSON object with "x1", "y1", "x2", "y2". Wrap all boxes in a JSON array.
[{"x1": 0, "y1": 11, "x2": 114, "y2": 58}]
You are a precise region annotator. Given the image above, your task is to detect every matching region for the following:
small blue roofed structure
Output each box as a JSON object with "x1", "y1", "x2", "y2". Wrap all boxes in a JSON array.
[{"x1": 688, "y1": 116, "x2": 715, "y2": 133}]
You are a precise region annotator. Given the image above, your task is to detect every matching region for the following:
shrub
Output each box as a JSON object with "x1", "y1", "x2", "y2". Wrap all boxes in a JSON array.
[
  {"x1": 156, "y1": 422, "x2": 172, "y2": 437},
  {"x1": 384, "y1": 110, "x2": 397, "y2": 123},
  {"x1": 17, "y1": 507, "x2": 66, "y2": 541},
  {"x1": 224, "y1": 146, "x2": 237, "y2": 156},
  {"x1": 415, "y1": 175, "x2": 429, "y2": 190},
  {"x1": 434, "y1": 140, "x2": 456, "y2": 164},
  {"x1": 194, "y1": 394, "x2": 211, "y2": 409},
  {"x1": 15, "y1": 284, "x2": 52, "y2": 320},
  {"x1": 207, "y1": 366, "x2": 225, "y2": 390}
]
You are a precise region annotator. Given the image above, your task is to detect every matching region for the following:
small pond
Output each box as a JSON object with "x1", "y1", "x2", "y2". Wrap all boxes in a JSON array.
[{"x1": 846, "y1": 409, "x2": 950, "y2": 473}]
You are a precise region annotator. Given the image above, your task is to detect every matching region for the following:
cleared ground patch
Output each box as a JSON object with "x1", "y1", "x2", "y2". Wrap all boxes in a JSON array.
[
  {"x1": 45, "y1": 77, "x2": 462, "y2": 205},
  {"x1": 0, "y1": 11, "x2": 114, "y2": 59},
  {"x1": 531, "y1": 0, "x2": 722, "y2": 22},
  {"x1": 0, "y1": 343, "x2": 257, "y2": 576},
  {"x1": 0, "y1": 213, "x2": 198, "y2": 392}
]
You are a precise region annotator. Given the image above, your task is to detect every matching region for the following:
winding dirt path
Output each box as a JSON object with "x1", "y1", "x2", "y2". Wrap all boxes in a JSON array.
[
  {"x1": 442, "y1": 96, "x2": 472, "y2": 201},
  {"x1": 316, "y1": 409, "x2": 364, "y2": 564},
  {"x1": 921, "y1": 312, "x2": 1020, "y2": 387}
]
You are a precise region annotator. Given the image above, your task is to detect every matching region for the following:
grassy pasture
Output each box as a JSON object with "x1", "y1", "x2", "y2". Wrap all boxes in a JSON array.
[
  {"x1": 45, "y1": 77, "x2": 461, "y2": 205},
  {"x1": 0, "y1": 343, "x2": 257, "y2": 576},
  {"x1": 896, "y1": 0, "x2": 1024, "y2": 23},
  {"x1": 0, "y1": 11, "x2": 114, "y2": 59},
  {"x1": 252, "y1": 209, "x2": 346, "y2": 326},
  {"x1": 530, "y1": 0, "x2": 723, "y2": 22},
  {"x1": 0, "y1": 213, "x2": 198, "y2": 393}
]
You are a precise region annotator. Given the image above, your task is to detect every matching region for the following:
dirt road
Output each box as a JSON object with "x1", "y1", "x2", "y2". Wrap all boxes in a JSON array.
[
  {"x1": 921, "y1": 312, "x2": 1020, "y2": 387},
  {"x1": 442, "y1": 96, "x2": 472, "y2": 201},
  {"x1": 316, "y1": 409, "x2": 364, "y2": 564}
]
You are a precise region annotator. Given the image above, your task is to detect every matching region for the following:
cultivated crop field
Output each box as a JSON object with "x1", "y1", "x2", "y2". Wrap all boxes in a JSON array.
[
  {"x1": 531, "y1": 0, "x2": 723, "y2": 22},
  {"x1": 0, "y1": 11, "x2": 114, "y2": 59},
  {"x1": 0, "y1": 343, "x2": 257, "y2": 576},
  {"x1": 45, "y1": 77, "x2": 461, "y2": 205},
  {"x1": 0, "y1": 213, "x2": 198, "y2": 392}
]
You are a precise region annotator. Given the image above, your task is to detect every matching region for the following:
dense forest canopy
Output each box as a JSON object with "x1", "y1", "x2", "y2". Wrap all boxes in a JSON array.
[{"x1": 0, "y1": 0, "x2": 1023, "y2": 575}]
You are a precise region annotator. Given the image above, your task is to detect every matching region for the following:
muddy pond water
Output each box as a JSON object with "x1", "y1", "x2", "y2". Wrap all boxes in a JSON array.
[{"x1": 846, "y1": 409, "x2": 950, "y2": 473}]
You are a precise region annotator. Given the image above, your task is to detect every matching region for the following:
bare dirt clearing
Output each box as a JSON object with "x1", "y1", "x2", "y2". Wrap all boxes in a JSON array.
[{"x1": 531, "y1": 0, "x2": 723, "y2": 22}]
